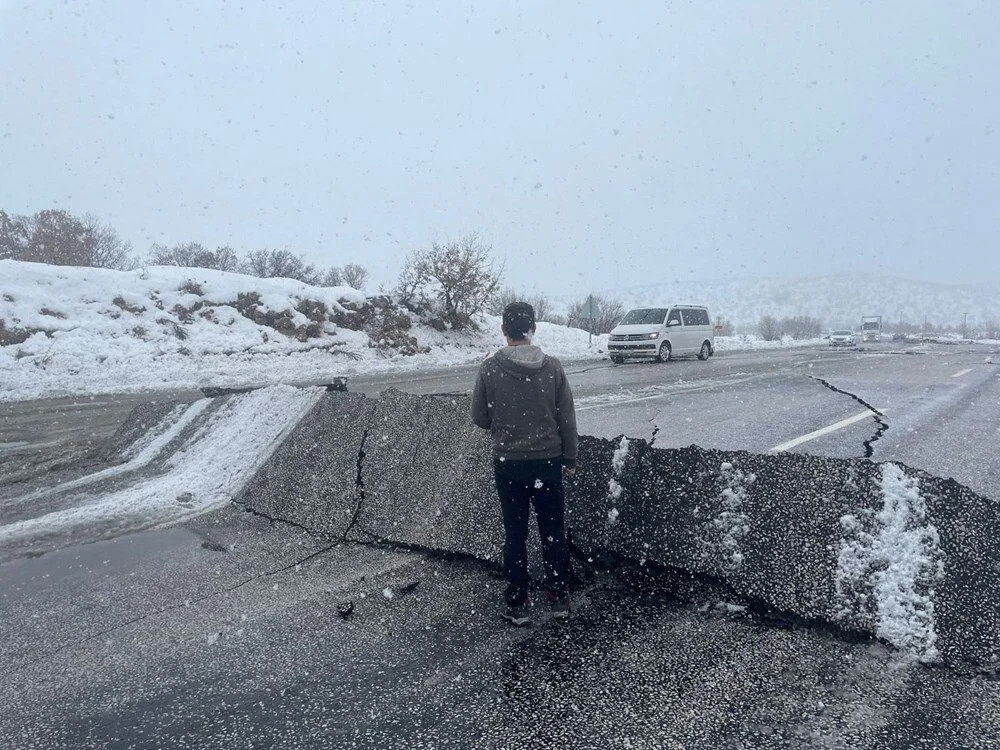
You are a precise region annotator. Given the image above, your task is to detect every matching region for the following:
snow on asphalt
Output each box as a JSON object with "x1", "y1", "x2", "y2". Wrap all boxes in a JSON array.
[
  {"x1": 0, "y1": 385, "x2": 323, "y2": 545},
  {"x1": 18, "y1": 399, "x2": 213, "y2": 503}
]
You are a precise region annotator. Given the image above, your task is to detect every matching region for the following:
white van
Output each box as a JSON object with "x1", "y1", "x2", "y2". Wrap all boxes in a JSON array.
[{"x1": 607, "y1": 305, "x2": 715, "y2": 364}]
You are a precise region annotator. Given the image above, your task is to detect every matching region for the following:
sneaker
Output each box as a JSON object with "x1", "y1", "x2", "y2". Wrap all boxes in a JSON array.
[
  {"x1": 503, "y1": 603, "x2": 531, "y2": 627},
  {"x1": 547, "y1": 591, "x2": 570, "y2": 620}
]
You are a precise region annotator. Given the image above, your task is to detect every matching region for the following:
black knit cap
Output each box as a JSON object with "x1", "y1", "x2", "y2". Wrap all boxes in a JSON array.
[{"x1": 502, "y1": 301, "x2": 535, "y2": 341}]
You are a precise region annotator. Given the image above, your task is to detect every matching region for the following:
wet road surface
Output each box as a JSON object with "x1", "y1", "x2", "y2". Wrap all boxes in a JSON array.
[
  {"x1": 3, "y1": 341, "x2": 1000, "y2": 747},
  {"x1": 4, "y1": 341, "x2": 1000, "y2": 499},
  {"x1": 4, "y1": 506, "x2": 1000, "y2": 748}
]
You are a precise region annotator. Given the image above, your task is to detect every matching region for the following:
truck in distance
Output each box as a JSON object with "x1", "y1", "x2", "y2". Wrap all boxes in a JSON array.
[{"x1": 861, "y1": 315, "x2": 883, "y2": 343}]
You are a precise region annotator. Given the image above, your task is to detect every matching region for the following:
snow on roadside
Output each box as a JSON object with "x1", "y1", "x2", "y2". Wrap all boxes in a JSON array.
[
  {"x1": 713, "y1": 335, "x2": 829, "y2": 351},
  {"x1": 0, "y1": 385, "x2": 323, "y2": 546},
  {"x1": 0, "y1": 260, "x2": 606, "y2": 401},
  {"x1": 1, "y1": 260, "x2": 834, "y2": 402}
]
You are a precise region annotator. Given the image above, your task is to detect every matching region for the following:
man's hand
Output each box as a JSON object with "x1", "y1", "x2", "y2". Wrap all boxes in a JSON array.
[{"x1": 564, "y1": 466, "x2": 577, "y2": 478}]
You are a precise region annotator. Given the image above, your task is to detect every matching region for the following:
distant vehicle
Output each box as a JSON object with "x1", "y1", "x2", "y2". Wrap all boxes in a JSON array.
[
  {"x1": 829, "y1": 330, "x2": 857, "y2": 347},
  {"x1": 608, "y1": 305, "x2": 715, "y2": 364},
  {"x1": 861, "y1": 315, "x2": 883, "y2": 342}
]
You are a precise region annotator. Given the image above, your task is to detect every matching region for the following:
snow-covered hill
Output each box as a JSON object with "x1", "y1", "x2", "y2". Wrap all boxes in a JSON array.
[
  {"x1": 1, "y1": 261, "x2": 847, "y2": 401},
  {"x1": 0, "y1": 261, "x2": 604, "y2": 401},
  {"x1": 591, "y1": 275, "x2": 1000, "y2": 330}
]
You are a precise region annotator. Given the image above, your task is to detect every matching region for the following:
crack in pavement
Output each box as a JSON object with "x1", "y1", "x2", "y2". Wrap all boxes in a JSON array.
[
  {"x1": 11, "y1": 539, "x2": 339, "y2": 674},
  {"x1": 565, "y1": 363, "x2": 612, "y2": 375},
  {"x1": 809, "y1": 375, "x2": 889, "y2": 458},
  {"x1": 647, "y1": 409, "x2": 662, "y2": 447},
  {"x1": 341, "y1": 422, "x2": 372, "y2": 542},
  {"x1": 235, "y1": 502, "x2": 335, "y2": 538}
]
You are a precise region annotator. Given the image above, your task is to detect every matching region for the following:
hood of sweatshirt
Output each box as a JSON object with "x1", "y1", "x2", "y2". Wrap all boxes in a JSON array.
[{"x1": 494, "y1": 345, "x2": 547, "y2": 379}]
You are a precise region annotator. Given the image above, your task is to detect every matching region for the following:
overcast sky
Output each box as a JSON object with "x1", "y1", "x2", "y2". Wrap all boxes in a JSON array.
[{"x1": 1, "y1": 1, "x2": 997, "y2": 296}]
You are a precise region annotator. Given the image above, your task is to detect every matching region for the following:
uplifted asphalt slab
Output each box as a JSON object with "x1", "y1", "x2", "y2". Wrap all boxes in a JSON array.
[{"x1": 4, "y1": 506, "x2": 1000, "y2": 750}]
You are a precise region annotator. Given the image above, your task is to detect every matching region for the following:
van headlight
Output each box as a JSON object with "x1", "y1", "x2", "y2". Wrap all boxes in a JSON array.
[{"x1": 646, "y1": 332, "x2": 660, "y2": 339}]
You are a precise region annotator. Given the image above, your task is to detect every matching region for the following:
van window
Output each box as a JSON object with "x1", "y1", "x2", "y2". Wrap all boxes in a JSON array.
[
  {"x1": 666, "y1": 308, "x2": 682, "y2": 325},
  {"x1": 620, "y1": 308, "x2": 668, "y2": 325},
  {"x1": 681, "y1": 308, "x2": 709, "y2": 326}
]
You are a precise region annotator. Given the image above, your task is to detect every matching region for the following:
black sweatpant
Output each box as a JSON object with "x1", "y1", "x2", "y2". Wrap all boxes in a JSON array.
[{"x1": 494, "y1": 458, "x2": 570, "y2": 606}]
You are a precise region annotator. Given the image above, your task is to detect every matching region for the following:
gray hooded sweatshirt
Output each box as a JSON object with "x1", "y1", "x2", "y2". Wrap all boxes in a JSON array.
[{"x1": 471, "y1": 345, "x2": 578, "y2": 467}]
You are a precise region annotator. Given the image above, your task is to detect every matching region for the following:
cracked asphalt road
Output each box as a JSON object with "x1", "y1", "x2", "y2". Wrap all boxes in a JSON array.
[
  {"x1": 5, "y1": 506, "x2": 1000, "y2": 749},
  {"x1": 4, "y1": 341, "x2": 1000, "y2": 747}
]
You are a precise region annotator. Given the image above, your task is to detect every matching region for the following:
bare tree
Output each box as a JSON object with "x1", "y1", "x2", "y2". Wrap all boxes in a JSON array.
[
  {"x1": 18, "y1": 209, "x2": 95, "y2": 266},
  {"x1": 0, "y1": 210, "x2": 28, "y2": 261},
  {"x1": 488, "y1": 287, "x2": 522, "y2": 316},
  {"x1": 400, "y1": 235, "x2": 502, "y2": 329},
  {"x1": 567, "y1": 295, "x2": 625, "y2": 334},
  {"x1": 527, "y1": 293, "x2": 553, "y2": 323},
  {"x1": 779, "y1": 315, "x2": 822, "y2": 340},
  {"x1": 148, "y1": 242, "x2": 242, "y2": 272},
  {"x1": 241, "y1": 249, "x2": 321, "y2": 285},
  {"x1": 714, "y1": 317, "x2": 735, "y2": 336},
  {"x1": 210, "y1": 245, "x2": 242, "y2": 273},
  {"x1": 2, "y1": 209, "x2": 136, "y2": 269},
  {"x1": 758, "y1": 315, "x2": 782, "y2": 341},
  {"x1": 82, "y1": 214, "x2": 136, "y2": 270},
  {"x1": 341, "y1": 263, "x2": 369, "y2": 290},
  {"x1": 394, "y1": 253, "x2": 428, "y2": 312},
  {"x1": 981, "y1": 320, "x2": 1000, "y2": 340},
  {"x1": 149, "y1": 242, "x2": 239, "y2": 271},
  {"x1": 321, "y1": 266, "x2": 344, "y2": 287},
  {"x1": 488, "y1": 287, "x2": 557, "y2": 322}
]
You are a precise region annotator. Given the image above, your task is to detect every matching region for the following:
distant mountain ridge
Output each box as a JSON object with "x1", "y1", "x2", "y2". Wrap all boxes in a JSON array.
[{"x1": 579, "y1": 275, "x2": 1000, "y2": 330}]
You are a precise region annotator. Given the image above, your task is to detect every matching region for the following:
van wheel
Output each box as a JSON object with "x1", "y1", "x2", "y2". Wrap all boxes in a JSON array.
[
  {"x1": 698, "y1": 341, "x2": 712, "y2": 360},
  {"x1": 656, "y1": 342, "x2": 671, "y2": 363}
]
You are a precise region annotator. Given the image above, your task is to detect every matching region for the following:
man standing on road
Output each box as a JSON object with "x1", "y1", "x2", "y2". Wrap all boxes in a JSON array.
[{"x1": 472, "y1": 302, "x2": 578, "y2": 626}]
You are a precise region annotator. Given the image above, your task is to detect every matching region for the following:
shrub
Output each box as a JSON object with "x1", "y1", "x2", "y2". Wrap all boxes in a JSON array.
[
  {"x1": 0, "y1": 320, "x2": 31, "y2": 347},
  {"x1": 2, "y1": 209, "x2": 135, "y2": 270},
  {"x1": 567, "y1": 296, "x2": 625, "y2": 335},
  {"x1": 241, "y1": 248, "x2": 321, "y2": 285},
  {"x1": 341, "y1": 263, "x2": 369, "y2": 290},
  {"x1": 112, "y1": 296, "x2": 146, "y2": 315},
  {"x1": 758, "y1": 315, "x2": 782, "y2": 341},
  {"x1": 779, "y1": 315, "x2": 822, "y2": 340},
  {"x1": 177, "y1": 280, "x2": 205, "y2": 296},
  {"x1": 395, "y1": 235, "x2": 502, "y2": 329},
  {"x1": 149, "y1": 243, "x2": 240, "y2": 272}
]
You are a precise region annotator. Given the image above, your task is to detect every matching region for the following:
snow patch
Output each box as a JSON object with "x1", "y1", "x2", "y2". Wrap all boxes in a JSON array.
[
  {"x1": 21, "y1": 399, "x2": 212, "y2": 502},
  {"x1": 606, "y1": 437, "x2": 631, "y2": 526},
  {"x1": 0, "y1": 385, "x2": 323, "y2": 544},
  {"x1": 833, "y1": 463, "x2": 944, "y2": 661},
  {"x1": 608, "y1": 479, "x2": 623, "y2": 502},
  {"x1": 702, "y1": 462, "x2": 753, "y2": 572},
  {"x1": 611, "y1": 437, "x2": 631, "y2": 474}
]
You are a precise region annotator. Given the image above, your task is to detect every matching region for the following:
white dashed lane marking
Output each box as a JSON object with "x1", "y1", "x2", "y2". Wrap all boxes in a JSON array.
[
  {"x1": 769, "y1": 409, "x2": 888, "y2": 453},
  {"x1": 951, "y1": 368, "x2": 973, "y2": 378}
]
